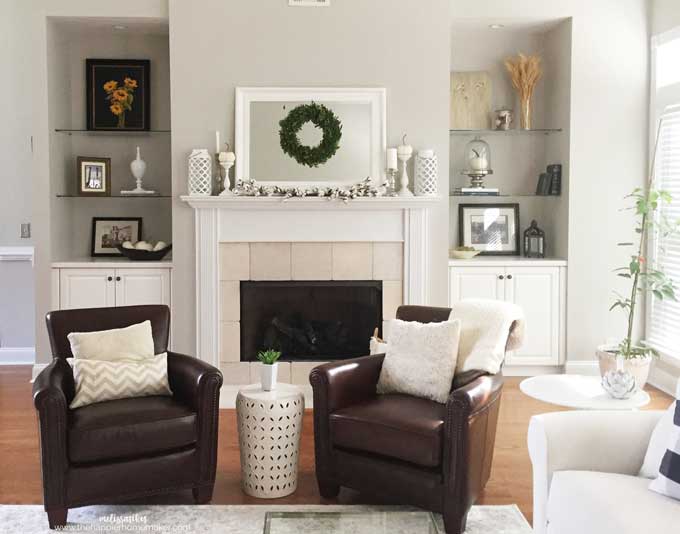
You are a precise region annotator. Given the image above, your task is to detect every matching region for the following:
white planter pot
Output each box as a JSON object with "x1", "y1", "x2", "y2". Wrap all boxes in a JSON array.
[
  {"x1": 260, "y1": 362, "x2": 278, "y2": 392},
  {"x1": 596, "y1": 345, "x2": 652, "y2": 389}
]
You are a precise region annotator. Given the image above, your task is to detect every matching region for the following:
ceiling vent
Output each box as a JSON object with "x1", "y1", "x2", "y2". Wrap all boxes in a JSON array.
[{"x1": 289, "y1": 0, "x2": 330, "y2": 6}]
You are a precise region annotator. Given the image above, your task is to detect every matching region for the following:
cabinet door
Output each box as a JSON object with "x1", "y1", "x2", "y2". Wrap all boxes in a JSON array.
[
  {"x1": 449, "y1": 267, "x2": 505, "y2": 303},
  {"x1": 59, "y1": 269, "x2": 115, "y2": 310},
  {"x1": 115, "y1": 269, "x2": 171, "y2": 307},
  {"x1": 504, "y1": 267, "x2": 560, "y2": 366}
]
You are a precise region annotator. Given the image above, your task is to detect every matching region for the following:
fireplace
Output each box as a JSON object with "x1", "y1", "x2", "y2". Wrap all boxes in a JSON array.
[{"x1": 240, "y1": 280, "x2": 382, "y2": 362}]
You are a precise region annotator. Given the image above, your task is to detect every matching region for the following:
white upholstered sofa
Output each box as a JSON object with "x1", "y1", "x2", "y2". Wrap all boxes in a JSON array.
[{"x1": 528, "y1": 410, "x2": 680, "y2": 534}]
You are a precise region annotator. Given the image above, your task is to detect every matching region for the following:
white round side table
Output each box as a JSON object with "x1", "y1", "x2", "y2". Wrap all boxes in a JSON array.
[
  {"x1": 236, "y1": 383, "x2": 305, "y2": 498},
  {"x1": 520, "y1": 374, "x2": 651, "y2": 410}
]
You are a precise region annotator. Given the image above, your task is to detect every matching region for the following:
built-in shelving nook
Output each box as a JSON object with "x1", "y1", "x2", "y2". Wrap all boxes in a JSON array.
[
  {"x1": 449, "y1": 18, "x2": 572, "y2": 259},
  {"x1": 47, "y1": 18, "x2": 172, "y2": 261}
]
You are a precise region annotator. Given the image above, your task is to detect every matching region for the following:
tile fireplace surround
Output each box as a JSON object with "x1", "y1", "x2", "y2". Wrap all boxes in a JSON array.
[{"x1": 180, "y1": 196, "x2": 437, "y2": 401}]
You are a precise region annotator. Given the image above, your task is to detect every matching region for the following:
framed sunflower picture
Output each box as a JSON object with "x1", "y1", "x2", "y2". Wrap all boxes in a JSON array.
[{"x1": 86, "y1": 59, "x2": 150, "y2": 131}]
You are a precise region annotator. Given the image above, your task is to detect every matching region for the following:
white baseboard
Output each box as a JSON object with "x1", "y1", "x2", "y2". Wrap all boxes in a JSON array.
[
  {"x1": 0, "y1": 347, "x2": 35, "y2": 365},
  {"x1": 648, "y1": 365, "x2": 680, "y2": 396},
  {"x1": 503, "y1": 365, "x2": 563, "y2": 377},
  {"x1": 564, "y1": 360, "x2": 600, "y2": 375}
]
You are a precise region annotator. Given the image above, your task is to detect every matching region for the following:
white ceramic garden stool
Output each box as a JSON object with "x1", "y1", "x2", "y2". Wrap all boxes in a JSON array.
[{"x1": 236, "y1": 383, "x2": 305, "y2": 498}]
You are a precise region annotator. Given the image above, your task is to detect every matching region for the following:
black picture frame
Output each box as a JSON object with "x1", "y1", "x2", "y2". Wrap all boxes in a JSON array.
[
  {"x1": 458, "y1": 203, "x2": 520, "y2": 256},
  {"x1": 86, "y1": 59, "x2": 150, "y2": 131},
  {"x1": 91, "y1": 217, "x2": 143, "y2": 257},
  {"x1": 76, "y1": 156, "x2": 111, "y2": 196}
]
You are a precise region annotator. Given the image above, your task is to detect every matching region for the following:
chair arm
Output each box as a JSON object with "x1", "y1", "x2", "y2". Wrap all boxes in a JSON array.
[
  {"x1": 167, "y1": 351, "x2": 223, "y2": 412},
  {"x1": 309, "y1": 354, "x2": 384, "y2": 414},
  {"x1": 32, "y1": 358, "x2": 73, "y2": 510},
  {"x1": 528, "y1": 410, "x2": 664, "y2": 534},
  {"x1": 167, "y1": 351, "x2": 222, "y2": 484}
]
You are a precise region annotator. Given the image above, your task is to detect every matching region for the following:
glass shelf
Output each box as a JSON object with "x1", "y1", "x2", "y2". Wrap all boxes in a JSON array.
[
  {"x1": 54, "y1": 129, "x2": 171, "y2": 135},
  {"x1": 56, "y1": 194, "x2": 172, "y2": 198},
  {"x1": 450, "y1": 193, "x2": 561, "y2": 198},
  {"x1": 450, "y1": 128, "x2": 562, "y2": 135}
]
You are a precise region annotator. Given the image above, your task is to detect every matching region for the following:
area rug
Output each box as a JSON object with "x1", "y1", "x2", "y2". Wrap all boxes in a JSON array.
[{"x1": 0, "y1": 504, "x2": 531, "y2": 533}]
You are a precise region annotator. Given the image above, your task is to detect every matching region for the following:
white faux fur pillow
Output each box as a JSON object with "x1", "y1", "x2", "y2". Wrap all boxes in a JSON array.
[
  {"x1": 376, "y1": 318, "x2": 461, "y2": 404},
  {"x1": 67, "y1": 320, "x2": 155, "y2": 361}
]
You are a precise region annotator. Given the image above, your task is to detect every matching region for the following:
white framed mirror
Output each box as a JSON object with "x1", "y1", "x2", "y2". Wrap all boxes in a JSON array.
[{"x1": 235, "y1": 87, "x2": 386, "y2": 187}]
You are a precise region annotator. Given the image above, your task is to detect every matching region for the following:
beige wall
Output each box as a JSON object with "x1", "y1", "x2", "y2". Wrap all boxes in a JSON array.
[
  {"x1": 452, "y1": 0, "x2": 650, "y2": 363},
  {"x1": 168, "y1": 0, "x2": 452, "y2": 354},
  {"x1": 652, "y1": 0, "x2": 680, "y2": 35}
]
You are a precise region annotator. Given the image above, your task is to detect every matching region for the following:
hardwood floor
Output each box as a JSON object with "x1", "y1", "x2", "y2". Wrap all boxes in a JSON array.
[{"x1": 1, "y1": 365, "x2": 672, "y2": 524}]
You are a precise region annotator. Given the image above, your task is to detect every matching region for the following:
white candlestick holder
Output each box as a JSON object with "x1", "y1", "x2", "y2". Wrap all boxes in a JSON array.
[
  {"x1": 219, "y1": 160, "x2": 235, "y2": 196},
  {"x1": 397, "y1": 152, "x2": 414, "y2": 197}
]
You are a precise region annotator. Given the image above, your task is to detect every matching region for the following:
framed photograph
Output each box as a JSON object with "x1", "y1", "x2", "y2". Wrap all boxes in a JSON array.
[
  {"x1": 86, "y1": 59, "x2": 150, "y2": 131},
  {"x1": 91, "y1": 217, "x2": 143, "y2": 257},
  {"x1": 458, "y1": 203, "x2": 520, "y2": 256},
  {"x1": 77, "y1": 157, "x2": 111, "y2": 196}
]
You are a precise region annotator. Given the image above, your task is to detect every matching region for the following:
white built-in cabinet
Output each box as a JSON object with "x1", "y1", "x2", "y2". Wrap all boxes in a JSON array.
[
  {"x1": 449, "y1": 259, "x2": 566, "y2": 367},
  {"x1": 52, "y1": 263, "x2": 172, "y2": 311}
]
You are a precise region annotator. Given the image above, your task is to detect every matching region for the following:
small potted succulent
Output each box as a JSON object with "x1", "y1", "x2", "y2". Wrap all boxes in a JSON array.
[{"x1": 257, "y1": 348, "x2": 281, "y2": 391}]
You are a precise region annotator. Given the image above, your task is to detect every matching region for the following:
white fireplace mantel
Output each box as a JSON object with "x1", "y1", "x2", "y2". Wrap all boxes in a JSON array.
[{"x1": 180, "y1": 195, "x2": 439, "y2": 366}]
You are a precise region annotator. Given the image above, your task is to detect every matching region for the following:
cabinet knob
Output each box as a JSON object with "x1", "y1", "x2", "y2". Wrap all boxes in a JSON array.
[
  {"x1": 498, "y1": 275, "x2": 505, "y2": 280},
  {"x1": 507, "y1": 274, "x2": 513, "y2": 280},
  {"x1": 107, "y1": 276, "x2": 113, "y2": 282},
  {"x1": 116, "y1": 276, "x2": 121, "y2": 282}
]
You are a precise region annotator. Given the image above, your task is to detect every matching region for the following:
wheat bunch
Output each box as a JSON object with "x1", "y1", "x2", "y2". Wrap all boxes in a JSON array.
[{"x1": 504, "y1": 53, "x2": 542, "y2": 99}]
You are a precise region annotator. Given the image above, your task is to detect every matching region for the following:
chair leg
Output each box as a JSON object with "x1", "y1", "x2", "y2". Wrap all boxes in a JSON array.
[
  {"x1": 47, "y1": 507, "x2": 68, "y2": 529},
  {"x1": 443, "y1": 509, "x2": 467, "y2": 534},
  {"x1": 192, "y1": 485, "x2": 214, "y2": 504},
  {"x1": 317, "y1": 478, "x2": 340, "y2": 499}
]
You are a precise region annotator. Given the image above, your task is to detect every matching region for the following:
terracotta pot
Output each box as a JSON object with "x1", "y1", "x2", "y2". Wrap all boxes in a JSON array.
[{"x1": 596, "y1": 345, "x2": 652, "y2": 389}]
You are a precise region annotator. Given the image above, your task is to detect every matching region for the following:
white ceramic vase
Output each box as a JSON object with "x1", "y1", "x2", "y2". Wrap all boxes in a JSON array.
[
  {"x1": 260, "y1": 362, "x2": 278, "y2": 392},
  {"x1": 596, "y1": 344, "x2": 652, "y2": 389},
  {"x1": 130, "y1": 146, "x2": 147, "y2": 180}
]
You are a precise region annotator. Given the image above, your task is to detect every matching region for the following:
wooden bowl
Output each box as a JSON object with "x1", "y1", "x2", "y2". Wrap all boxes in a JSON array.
[{"x1": 116, "y1": 244, "x2": 172, "y2": 261}]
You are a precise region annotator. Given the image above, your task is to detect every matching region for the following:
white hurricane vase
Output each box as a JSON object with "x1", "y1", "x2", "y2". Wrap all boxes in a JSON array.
[{"x1": 260, "y1": 362, "x2": 279, "y2": 392}]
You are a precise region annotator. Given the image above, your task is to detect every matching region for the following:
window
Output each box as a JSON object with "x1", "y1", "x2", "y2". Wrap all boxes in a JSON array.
[
  {"x1": 656, "y1": 38, "x2": 680, "y2": 89},
  {"x1": 647, "y1": 108, "x2": 680, "y2": 358}
]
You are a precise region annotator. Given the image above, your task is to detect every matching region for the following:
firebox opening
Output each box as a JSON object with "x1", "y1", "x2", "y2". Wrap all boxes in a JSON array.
[{"x1": 240, "y1": 280, "x2": 383, "y2": 362}]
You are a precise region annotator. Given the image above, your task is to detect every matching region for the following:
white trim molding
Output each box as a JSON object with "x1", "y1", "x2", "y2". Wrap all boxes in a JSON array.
[
  {"x1": 0, "y1": 347, "x2": 35, "y2": 365},
  {"x1": 181, "y1": 196, "x2": 435, "y2": 369},
  {"x1": 0, "y1": 246, "x2": 34, "y2": 264}
]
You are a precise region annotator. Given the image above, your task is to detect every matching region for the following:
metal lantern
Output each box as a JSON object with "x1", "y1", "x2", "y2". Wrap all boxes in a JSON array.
[
  {"x1": 524, "y1": 220, "x2": 545, "y2": 258},
  {"x1": 415, "y1": 149, "x2": 439, "y2": 196},
  {"x1": 188, "y1": 149, "x2": 213, "y2": 196}
]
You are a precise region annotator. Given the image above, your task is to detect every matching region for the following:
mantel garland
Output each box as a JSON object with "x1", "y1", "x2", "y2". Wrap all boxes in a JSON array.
[
  {"x1": 279, "y1": 102, "x2": 342, "y2": 167},
  {"x1": 234, "y1": 178, "x2": 386, "y2": 202}
]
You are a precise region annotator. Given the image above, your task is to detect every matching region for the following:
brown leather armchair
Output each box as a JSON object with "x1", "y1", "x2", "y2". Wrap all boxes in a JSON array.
[
  {"x1": 32, "y1": 305, "x2": 223, "y2": 529},
  {"x1": 310, "y1": 305, "x2": 508, "y2": 534}
]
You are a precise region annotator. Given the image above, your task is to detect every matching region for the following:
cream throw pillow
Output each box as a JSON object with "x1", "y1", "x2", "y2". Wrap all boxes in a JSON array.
[
  {"x1": 376, "y1": 318, "x2": 461, "y2": 404},
  {"x1": 67, "y1": 320, "x2": 155, "y2": 361},
  {"x1": 69, "y1": 353, "x2": 172, "y2": 409}
]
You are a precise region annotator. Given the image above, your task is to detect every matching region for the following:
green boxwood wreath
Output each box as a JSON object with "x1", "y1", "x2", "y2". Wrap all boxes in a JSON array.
[{"x1": 279, "y1": 102, "x2": 342, "y2": 168}]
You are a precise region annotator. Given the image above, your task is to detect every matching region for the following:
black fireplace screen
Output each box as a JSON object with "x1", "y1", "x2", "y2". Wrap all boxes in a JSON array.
[{"x1": 240, "y1": 280, "x2": 382, "y2": 362}]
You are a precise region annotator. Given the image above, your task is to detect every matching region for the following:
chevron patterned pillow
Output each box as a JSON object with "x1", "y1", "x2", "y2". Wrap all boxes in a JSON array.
[{"x1": 69, "y1": 353, "x2": 172, "y2": 409}]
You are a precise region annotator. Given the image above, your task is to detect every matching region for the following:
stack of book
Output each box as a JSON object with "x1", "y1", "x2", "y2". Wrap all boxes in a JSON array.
[
  {"x1": 453, "y1": 187, "x2": 500, "y2": 196},
  {"x1": 535, "y1": 164, "x2": 562, "y2": 196}
]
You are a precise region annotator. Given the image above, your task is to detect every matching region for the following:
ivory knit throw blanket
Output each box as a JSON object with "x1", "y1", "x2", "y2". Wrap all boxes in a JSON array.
[{"x1": 450, "y1": 299, "x2": 525, "y2": 375}]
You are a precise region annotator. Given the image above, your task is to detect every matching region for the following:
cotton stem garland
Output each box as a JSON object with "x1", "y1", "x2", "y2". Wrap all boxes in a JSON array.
[{"x1": 234, "y1": 177, "x2": 387, "y2": 202}]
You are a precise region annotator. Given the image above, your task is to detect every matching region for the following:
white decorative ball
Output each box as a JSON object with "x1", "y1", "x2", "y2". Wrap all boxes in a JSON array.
[
  {"x1": 134, "y1": 241, "x2": 154, "y2": 251},
  {"x1": 153, "y1": 241, "x2": 168, "y2": 251},
  {"x1": 122, "y1": 241, "x2": 135, "y2": 249}
]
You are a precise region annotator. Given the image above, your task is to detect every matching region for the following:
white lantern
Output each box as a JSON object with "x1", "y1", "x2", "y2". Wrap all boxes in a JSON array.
[
  {"x1": 415, "y1": 149, "x2": 438, "y2": 196},
  {"x1": 188, "y1": 149, "x2": 213, "y2": 196}
]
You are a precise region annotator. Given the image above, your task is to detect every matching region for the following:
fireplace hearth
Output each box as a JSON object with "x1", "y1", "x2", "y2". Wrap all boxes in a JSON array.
[{"x1": 240, "y1": 280, "x2": 382, "y2": 362}]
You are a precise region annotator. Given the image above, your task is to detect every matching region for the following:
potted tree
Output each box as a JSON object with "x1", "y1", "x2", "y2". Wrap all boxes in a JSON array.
[
  {"x1": 599, "y1": 119, "x2": 679, "y2": 389},
  {"x1": 258, "y1": 349, "x2": 281, "y2": 391}
]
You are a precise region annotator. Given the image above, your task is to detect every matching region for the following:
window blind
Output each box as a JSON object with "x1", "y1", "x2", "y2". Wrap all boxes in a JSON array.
[{"x1": 648, "y1": 108, "x2": 680, "y2": 359}]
